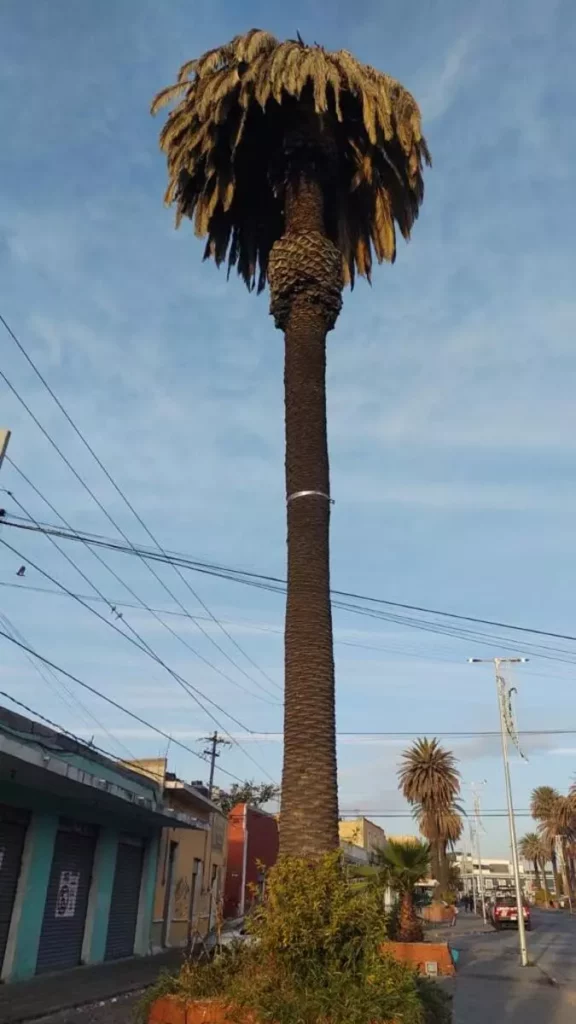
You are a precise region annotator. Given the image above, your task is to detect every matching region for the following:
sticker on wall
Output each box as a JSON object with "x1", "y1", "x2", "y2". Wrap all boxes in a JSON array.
[{"x1": 55, "y1": 870, "x2": 80, "y2": 918}]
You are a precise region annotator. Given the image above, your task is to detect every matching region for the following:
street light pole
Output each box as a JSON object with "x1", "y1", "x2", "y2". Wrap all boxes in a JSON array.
[
  {"x1": 468, "y1": 657, "x2": 529, "y2": 967},
  {"x1": 471, "y1": 784, "x2": 487, "y2": 923}
]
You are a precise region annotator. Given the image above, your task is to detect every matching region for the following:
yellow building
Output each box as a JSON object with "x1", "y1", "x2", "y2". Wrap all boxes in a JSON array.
[
  {"x1": 339, "y1": 817, "x2": 387, "y2": 859},
  {"x1": 387, "y1": 834, "x2": 421, "y2": 845},
  {"x1": 128, "y1": 759, "x2": 227, "y2": 950}
]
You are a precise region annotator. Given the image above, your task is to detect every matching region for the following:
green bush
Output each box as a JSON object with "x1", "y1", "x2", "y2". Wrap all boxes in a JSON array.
[{"x1": 140, "y1": 852, "x2": 452, "y2": 1024}]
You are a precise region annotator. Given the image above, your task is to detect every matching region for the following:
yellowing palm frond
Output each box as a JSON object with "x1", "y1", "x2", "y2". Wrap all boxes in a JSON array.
[
  {"x1": 399, "y1": 738, "x2": 460, "y2": 810},
  {"x1": 152, "y1": 29, "x2": 430, "y2": 292}
]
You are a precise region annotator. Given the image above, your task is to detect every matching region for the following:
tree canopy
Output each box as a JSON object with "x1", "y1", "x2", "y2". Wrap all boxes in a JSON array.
[
  {"x1": 151, "y1": 28, "x2": 430, "y2": 292},
  {"x1": 215, "y1": 781, "x2": 279, "y2": 815}
]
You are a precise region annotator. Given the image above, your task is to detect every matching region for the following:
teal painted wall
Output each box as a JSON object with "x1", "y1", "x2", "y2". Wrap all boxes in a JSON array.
[
  {"x1": 82, "y1": 828, "x2": 118, "y2": 963},
  {"x1": 7, "y1": 810, "x2": 57, "y2": 982},
  {"x1": 0, "y1": 776, "x2": 163, "y2": 980},
  {"x1": 134, "y1": 832, "x2": 160, "y2": 956}
]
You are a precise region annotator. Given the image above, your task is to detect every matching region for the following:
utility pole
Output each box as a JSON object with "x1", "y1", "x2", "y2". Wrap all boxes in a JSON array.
[
  {"x1": 469, "y1": 657, "x2": 529, "y2": 967},
  {"x1": 0, "y1": 429, "x2": 11, "y2": 474},
  {"x1": 470, "y1": 782, "x2": 487, "y2": 923},
  {"x1": 202, "y1": 732, "x2": 230, "y2": 798}
]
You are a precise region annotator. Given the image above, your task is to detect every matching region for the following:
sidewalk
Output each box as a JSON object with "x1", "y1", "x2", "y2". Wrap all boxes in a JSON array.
[
  {"x1": 451, "y1": 923, "x2": 576, "y2": 1023},
  {"x1": 424, "y1": 911, "x2": 493, "y2": 942},
  {"x1": 0, "y1": 950, "x2": 185, "y2": 1024}
]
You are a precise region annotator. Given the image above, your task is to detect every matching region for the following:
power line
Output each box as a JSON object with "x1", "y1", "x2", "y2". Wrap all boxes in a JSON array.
[
  {"x1": 0, "y1": 312, "x2": 280, "y2": 697},
  {"x1": 0, "y1": 530, "x2": 279, "y2": 783},
  {"x1": 0, "y1": 690, "x2": 168, "y2": 785},
  {"x1": 4, "y1": 512, "x2": 576, "y2": 650},
  {"x1": 0, "y1": 577, "x2": 453, "y2": 665},
  {"x1": 0, "y1": 626, "x2": 262, "y2": 785},
  {"x1": 2, "y1": 466, "x2": 279, "y2": 707},
  {"x1": 0, "y1": 610, "x2": 136, "y2": 760},
  {"x1": 255, "y1": 729, "x2": 576, "y2": 737},
  {"x1": 8, "y1": 512, "x2": 576, "y2": 669},
  {"x1": 338, "y1": 812, "x2": 537, "y2": 819}
]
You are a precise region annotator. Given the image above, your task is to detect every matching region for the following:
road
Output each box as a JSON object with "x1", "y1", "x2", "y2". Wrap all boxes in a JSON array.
[
  {"x1": 7, "y1": 911, "x2": 576, "y2": 1024},
  {"x1": 452, "y1": 908, "x2": 576, "y2": 1022}
]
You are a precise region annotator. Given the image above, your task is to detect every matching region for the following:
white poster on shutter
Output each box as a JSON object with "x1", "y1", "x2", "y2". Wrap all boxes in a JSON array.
[{"x1": 55, "y1": 870, "x2": 80, "y2": 918}]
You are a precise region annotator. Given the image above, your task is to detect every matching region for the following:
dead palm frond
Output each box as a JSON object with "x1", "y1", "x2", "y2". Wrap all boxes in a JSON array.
[
  {"x1": 399, "y1": 738, "x2": 460, "y2": 811},
  {"x1": 151, "y1": 28, "x2": 430, "y2": 292},
  {"x1": 416, "y1": 803, "x2": 464, "y2": 847}
]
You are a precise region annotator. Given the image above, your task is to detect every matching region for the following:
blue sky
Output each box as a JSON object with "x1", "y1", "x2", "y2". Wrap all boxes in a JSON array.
[{"x1": 1, "y1": 0, "x2": 576, "y2": 855}]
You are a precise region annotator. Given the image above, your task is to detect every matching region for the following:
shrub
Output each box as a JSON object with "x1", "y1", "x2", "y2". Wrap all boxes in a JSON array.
[{"x1": 140, "y1": 852, "x2": 451, "y2": 1024}]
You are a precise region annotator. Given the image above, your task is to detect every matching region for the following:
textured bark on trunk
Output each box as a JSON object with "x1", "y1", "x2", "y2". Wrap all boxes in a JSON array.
[
  {"x1": 268, "y1": 176, "x2": 343, "y2": 858},
  {"x1": 398, "y1": 892, "x2": 423, "y2": 943},
  {"x1": 533, "y1": 859, "x2": 541, "y2": 890},
  {"x1": 551, "y1": 848, "x2": 562, "y2": 895},
  {"x1": 540, "y1": 860, "x2": 551, "y2": 903}
]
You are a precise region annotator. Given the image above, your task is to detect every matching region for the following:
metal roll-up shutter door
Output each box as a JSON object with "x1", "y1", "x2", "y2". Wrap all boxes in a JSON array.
[
  {"x1": 36, "y1": 821, "x2": 97, "y2": 974},
  {"x1": 0, "y1": 806, "x2": 29, "y2": 970},
  {"x1": 104, "y1": 836, "x2": 144, "y2": 961}
]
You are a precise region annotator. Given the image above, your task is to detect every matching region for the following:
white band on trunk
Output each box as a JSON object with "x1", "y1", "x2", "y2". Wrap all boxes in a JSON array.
[{"x1": 287, "y1": 489, "x2": 334, "y2": 504}]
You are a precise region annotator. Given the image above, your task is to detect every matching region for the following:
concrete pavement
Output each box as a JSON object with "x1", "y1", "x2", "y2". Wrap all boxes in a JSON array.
[
  {"x1": 451, "y1": 909, "x2": 576, "y2": 1023},
  {"x1": 0, "y1": 949, "x2": 185, "y2": 1024}
]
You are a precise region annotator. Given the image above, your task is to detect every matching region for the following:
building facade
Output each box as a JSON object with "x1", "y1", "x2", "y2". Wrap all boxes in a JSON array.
[
  {"x1": 338, "y1": 817, "x2": 387, "y2": 861},
  {"x1": 0, "y1": 707, "x2": 198, "y2": 982},
  {"x1": 454, "y1": 852, "x2": 527, "y2": 895},
  {"x1": 128, "y1": 760, "x2": 228, "y2": 949},
  {"x1": 223, "y1": 804, "x2": 279, "y2": 919}
]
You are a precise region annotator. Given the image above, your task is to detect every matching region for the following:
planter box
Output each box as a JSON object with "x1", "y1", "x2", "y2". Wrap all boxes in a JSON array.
[
  {"x1": 420, "y1": 903, "x2": 454, "y2": 924},
  {"x1": 149, "y1": 998, "x2": 251, "y2": 1024},
  {"x1": 149, "y1": 996, "x2": 400, "y2": 1024},
  {"x1": 383, "y1": 941, "x2": 455, "y2": 977}
]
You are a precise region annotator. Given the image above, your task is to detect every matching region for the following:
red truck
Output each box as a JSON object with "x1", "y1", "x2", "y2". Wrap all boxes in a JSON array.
[{"x1": 489, "y1": 895, "x2": 531, "y2": 931}]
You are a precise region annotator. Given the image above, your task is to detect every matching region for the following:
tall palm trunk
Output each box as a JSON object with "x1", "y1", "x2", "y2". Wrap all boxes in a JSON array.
[
  {"x1": 551, "y1": 847, "x2": 563, "y2": 896},
  {"x1": 269, "y1": 174, "x2": 343, "y2": 857},
  {"x1": 561, "y1": 838, "x2": 573, "y2": 900},
  {"x1": 398, "y1": 891, "x2": 423, "y2": 943},
  {"x1": 540, "y1": 858, "x2": 551, "y2": 904},
  {"x1": 532, "y1": 858, "x2": 541, "y2": 890}
]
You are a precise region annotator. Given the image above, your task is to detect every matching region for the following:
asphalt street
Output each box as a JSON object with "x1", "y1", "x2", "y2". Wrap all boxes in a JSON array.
[{"x1": 452, "y1": 908, "x2": 576, "y2": 1022}]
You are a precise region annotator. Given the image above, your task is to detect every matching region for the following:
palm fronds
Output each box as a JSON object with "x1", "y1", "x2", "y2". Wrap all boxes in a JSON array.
[
  {"x1": 151, "y1": 29, "x2": 430, "y2": 292},
  {"x1": 399, "y1": 738, "x2": 460, "y2": 809}
]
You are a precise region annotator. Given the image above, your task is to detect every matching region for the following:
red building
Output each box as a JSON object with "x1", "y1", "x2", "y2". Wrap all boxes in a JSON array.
[{"x1": 223, "y1": 803, "x2": 279, "y2": 918}]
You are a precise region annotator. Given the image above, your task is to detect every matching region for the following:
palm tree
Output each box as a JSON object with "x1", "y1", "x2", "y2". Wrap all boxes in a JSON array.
[
  {"x1": 377, "y1": 840, "x2": 430, "y2": 942},
  {"x1": 399, "y1": 739, "x2": 460, "y2": 893},
  {"x1": 538, "y1": 794, "x2": 576, "y2": 900},
  {"x1": 417, "y1": 804, "x2": 463, "y2": 895},
  {"x1": 152, "y1": 30, "x2": 429, "y2": 858},
  {"x1": 532, "y1": 786, "x2": 562, "y2": 895},
  {"x1": 519, "y1": 833, "x2": 544, "y2": 893}
]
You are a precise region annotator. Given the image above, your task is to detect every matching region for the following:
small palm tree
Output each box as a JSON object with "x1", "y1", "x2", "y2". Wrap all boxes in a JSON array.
[
  {"x1": 399, "y1": 739, "x2": 460, "y2": 894},
  {"x1": 531, "y1": 786, "x2": 562, "y2": 895},
  {"x1": 538, "y1": 794, "x2": 576, "y2": 899},
  {"x1": 152, "y1": 30, "x2": 429, "y2": 859},
  {"x1": 377, "y1": 840, "x2": 430, "y2": 942},
  {"x1": 519, "y1": 833, "x2": 545, "y2": 892},
  {"x1": 417, "y1": 803, "x2": 463, "y2": 896}
]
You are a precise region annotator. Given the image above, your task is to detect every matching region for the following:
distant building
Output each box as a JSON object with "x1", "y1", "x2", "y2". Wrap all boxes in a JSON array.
[
  {"x1": 454, "y1": 852, "x2": 526, "y2": 894},
  {"x1": 127, "y1": 759, "x2": 227, "y2": 949},
  {"x1": 223, "y1": 804, "x2": 279, "y2": 918},
  {"x1": 338, "y1": 817, "x2": 387, "y2": 861},
  {"x1": 0, "y1": 706, "x2": 198, "y2": 983}
]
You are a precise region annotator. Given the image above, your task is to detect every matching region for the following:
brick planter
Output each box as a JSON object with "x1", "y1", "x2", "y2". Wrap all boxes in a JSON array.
[
  {"x1": 420, "y1": 903, "x2": 455, "y2": 924},
  {"x1": 383, "y1": 941, "x2": 455, "y2": 977},
  {"x1": 149, "y1": 996, "x2": 401, "y2": 1023},
  {"x1": 149, "y1": 997, "x2": 251, "y2": 1024}
]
